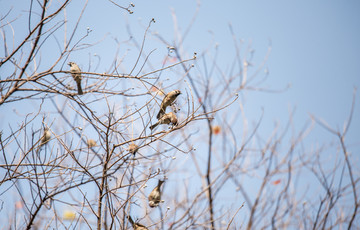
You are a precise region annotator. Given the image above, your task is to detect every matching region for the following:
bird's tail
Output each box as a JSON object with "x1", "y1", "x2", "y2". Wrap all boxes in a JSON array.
[
  {"x1": 76, "y1": 81, "x2": 83, "y2": 95},
  {"x1": 150, "y1": 121, "x2": 159, "y2": 130}
]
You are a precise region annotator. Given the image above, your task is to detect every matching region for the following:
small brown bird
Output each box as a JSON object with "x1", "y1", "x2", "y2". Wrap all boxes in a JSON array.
[
  {"x1": 40, "y1": 127, "x2": 51, "y2": 146},
  {"x1": 127, "y1": 216, "x2": 148, "y2": 230},
  {"x1": 150, "y1": 112, "x2": 178, "y2": 130},
  {"x1": 68, "y1": 62, "x2": 83, "y2": 95},
  {"x1": 148, "y1": 180, "x2": 164, "y2": 208},
  {"x1": 156, "y1": 90, "x2": 181, "y2": 119},
  {"x1": 128, "y1": 143, "x2": 139, "y2": 155}
]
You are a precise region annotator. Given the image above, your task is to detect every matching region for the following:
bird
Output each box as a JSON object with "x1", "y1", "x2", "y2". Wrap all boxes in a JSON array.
[
  {"x1": 148, "y1": 180, "x2": 164, "y2": 208},
  {"x1": 150, "y1": 112, "x2": 178, "y2": 130},
  {"x1": 68, "y1": 62, "x2": 83, "y2": 95},
  {"x1": 127, "y1": 216, "x2": 148, "y2": 230},
  {"x1": 128, "y1": 143, "x2": 139, "y2": 155},
  {"x1": 40, "y1": 127, "x2": 51, "y2": 147},
  {"x1": 156, "y1": 90, "x2": 181, "y2": 119}
]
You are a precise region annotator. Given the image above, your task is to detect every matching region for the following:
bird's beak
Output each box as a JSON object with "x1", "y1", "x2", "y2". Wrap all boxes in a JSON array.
[{"x1": 67, "y1": 62, "x2": 71, "y2": 66}]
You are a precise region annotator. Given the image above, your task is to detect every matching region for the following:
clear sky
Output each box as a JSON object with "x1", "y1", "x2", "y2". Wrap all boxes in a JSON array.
[
  {"x1": 79, "y1": 0, "x2": 360, "y2": 134},
  {"x1": 117, "y1": 0, "x2": 360, "y2": 146},
  {"x1": 2, "y1": 0, "x2": 359, "y2": 127}
]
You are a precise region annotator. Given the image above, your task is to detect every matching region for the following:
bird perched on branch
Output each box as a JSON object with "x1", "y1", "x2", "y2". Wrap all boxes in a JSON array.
[
  {"x1": 156, "y1": 90, "x2": 181, "y2": 119},
  {"x1": 36, "y1": 127, "x2": 51, "y2": 153},
  {"x1": 127, "y1": 216, "x2": 148, "y2": 230},
  {"x1": 148, "y1": 180, "x2": 164, "y2": 208},
  {"x1": 128, "y1": 143, "x2": 139, "y2": 155},
  {"x1": 68, "y1": 62, "x2": 83, "y2": 95},
  {"x1": 40, "y1": 127, "x2": 51, "y2": 147},
  {"x1": 150, "y1": 112, "x2": 178, "y2": 130}
]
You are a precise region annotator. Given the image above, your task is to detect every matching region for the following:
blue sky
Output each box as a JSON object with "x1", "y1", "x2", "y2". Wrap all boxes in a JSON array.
[
  {"x1": 124, "y1": 0, "x2": 360, "y2": 145},
  {"x1": 106, "y1": 0, "x2": 360, "y2": 131},
  {"x1": 73, "y1": 0, "x2": 359, "y2": 125},
  {"x1": 128, "y1": 1, "x2": 360, "y2": 224}
]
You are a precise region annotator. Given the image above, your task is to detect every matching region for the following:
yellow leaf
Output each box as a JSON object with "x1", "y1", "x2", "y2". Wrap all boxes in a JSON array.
[{"x1": 63, "y1": 210, "x2": 76, "y2": 221}]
